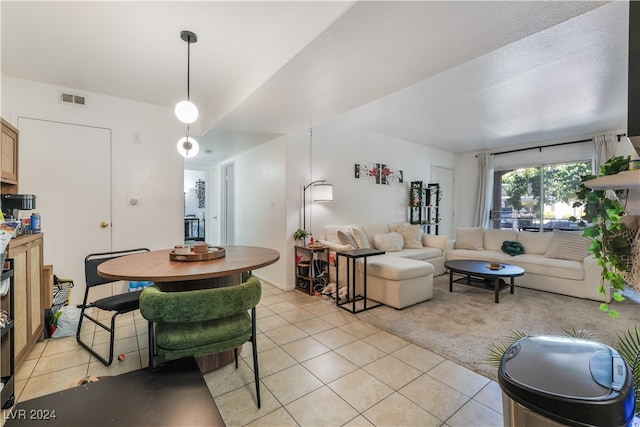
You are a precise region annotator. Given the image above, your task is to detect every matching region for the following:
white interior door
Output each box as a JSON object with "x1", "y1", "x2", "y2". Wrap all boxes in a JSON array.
[
  {"x1": 18, "y1": 117, "x2": 111, "y2": 304},
  {"x1": 431, "y1": 166, "x2": 454, "y2": 239}
]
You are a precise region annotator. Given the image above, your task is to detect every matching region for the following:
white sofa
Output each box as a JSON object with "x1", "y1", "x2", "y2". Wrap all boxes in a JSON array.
[
  {"x1": 447, "y1": 228, "x2": 611, "y2": 302},
  {"x1": 321, "y1": 223, "x2": 448, "y2": 275},
  {"x1": 318, "y1": 223, "x2": 446, "y2": 308}
]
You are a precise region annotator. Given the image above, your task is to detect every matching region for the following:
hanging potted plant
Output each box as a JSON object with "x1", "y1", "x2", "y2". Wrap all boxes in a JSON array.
[{"x1": 573, "y1": 155, "x2": 633, "y2": 317}]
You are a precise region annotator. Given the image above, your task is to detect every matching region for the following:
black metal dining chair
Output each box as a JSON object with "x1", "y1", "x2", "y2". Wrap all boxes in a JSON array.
[{"x1": 76, "y1": 248, "x2": 150, "y2": 366}]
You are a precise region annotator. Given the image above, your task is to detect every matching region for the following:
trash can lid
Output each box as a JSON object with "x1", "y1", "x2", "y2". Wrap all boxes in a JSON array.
[{"x1": 499, "y1": 336, "x2": 635, "y2": 427}]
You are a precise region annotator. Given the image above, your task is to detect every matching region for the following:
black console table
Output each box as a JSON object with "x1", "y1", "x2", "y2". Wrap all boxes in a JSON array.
[
  {"x1": 3, "y1": 357, "x2": 225, "y2": 426},
  {"x1": 336, "y1": 248, "x2": 385, "y2": 314}
]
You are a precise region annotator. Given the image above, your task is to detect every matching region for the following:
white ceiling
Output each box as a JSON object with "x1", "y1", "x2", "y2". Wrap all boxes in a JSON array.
[{"x1": 1, "y1": 1, "x2": 629, "y2": 166}]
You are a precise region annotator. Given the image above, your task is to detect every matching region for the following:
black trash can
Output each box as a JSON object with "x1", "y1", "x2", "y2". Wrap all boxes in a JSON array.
[{"x1": 499, "y1": 335, "x2": 635, "y2": 427}]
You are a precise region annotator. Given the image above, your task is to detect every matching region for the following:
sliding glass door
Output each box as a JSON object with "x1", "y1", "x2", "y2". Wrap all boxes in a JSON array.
[{"x1": 491, "y1": 160, "x2": 592, "y2": 231}]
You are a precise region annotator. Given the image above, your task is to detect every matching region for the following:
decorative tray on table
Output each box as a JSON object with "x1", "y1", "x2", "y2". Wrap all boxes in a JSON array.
[{"x1": 169, "y1": 246, "x2": 226, "y2": 262}]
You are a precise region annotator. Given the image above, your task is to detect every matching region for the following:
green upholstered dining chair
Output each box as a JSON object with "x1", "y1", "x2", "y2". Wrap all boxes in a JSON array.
[{"x1": 140, "y1": 275, "x2": 262, "y2": 408}]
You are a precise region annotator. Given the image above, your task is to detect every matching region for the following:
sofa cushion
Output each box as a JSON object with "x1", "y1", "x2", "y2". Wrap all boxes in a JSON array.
[
  {"x1": 391, "y1": 247, "x2": 443, "y2": 261},
  {"x1": 517, "y1": 231, "x2": 553, "y2": 255},
  {"x1": 367, "y1": 255, "x2": 433, "y2": 281},
  {"x1": 422, "y1": 234, "x2": 448, "y2": 250},
  {"x1": 511, "y1": 254, "x2": 584, "y2": 280},
  {"x1": 360, "y1": 224, "x2": 390, "y2": 244},
  {"x1": 545, "y1": 230, "x2": 591, "y2": 262},
  {"x1": 447, "y1": 249, "x2": 510, "y2": 262},
  {"x1": 396, "y1": 224, "x2": 423, "y2": 249},
  {"x1": 337, "y1": 230, "x2": 358, "y2": 248},
  {"x1": 351, "y1": 225, "x2": 372, "y2": 249},
  {"x1": 455, "y1": 227, "x2": 483, "y2": 250},
  {"x1": 483, "y1": 229, "x2": 517, "y2": 251},
  {"x1": 372, "y1": 232, "x2": 404, "y2": 252}
]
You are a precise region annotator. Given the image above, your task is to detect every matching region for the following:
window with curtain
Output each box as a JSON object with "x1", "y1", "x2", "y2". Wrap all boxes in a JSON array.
[{"x1": 490, "y1": 160, "x2": 592, "y2": 231}]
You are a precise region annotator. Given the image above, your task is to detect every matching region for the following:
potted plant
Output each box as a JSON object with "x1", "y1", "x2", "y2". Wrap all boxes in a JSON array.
[
  {"x1": 573, "y1": 155, "x2": 632, "y2": 317},
  {"x1": 292, "y1": 229, "x2": 310, "y2": 243}
]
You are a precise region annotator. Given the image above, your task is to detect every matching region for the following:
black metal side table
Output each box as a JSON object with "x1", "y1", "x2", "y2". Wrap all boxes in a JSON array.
[{"x1": 336, "y1": 248, "x2": 384, "y2": 314}]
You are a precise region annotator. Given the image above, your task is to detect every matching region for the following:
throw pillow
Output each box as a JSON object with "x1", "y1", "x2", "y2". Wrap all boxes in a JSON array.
[
  {"x1": 351, "y1": 226, "x2": 371, "y2": 249},
  {"x1": 372, "y1": 232, "x2": 404, "y2": 252},
  {"x1": 337, "y1": 230, "x2": 358, "y2": 249},
  {"x1": 545, "y1": 230, "x2": 592, "y2": 262},
  {"x1": 455, "y1": 227, "x2": 483, "y2": 250},
  {"x1": 396, "y1": 224, "x2": 423, "y2": 249}
]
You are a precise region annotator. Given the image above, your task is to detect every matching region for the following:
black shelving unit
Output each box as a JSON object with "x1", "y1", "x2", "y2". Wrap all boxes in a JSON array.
[
  {"x1": 294, "y1": 246, "x2": 329, "y2": 295},
  {"x1": 409, "y1": 181, "x2": 440, "y2": 235},
  {"x1": 1, "y1": 259, "x2": 15, "y2": 409}
]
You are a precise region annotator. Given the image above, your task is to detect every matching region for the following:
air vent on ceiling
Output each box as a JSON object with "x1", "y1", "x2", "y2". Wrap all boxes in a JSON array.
[{"x1": 59, "y1": 92, "x2": 86, "y2": 107}]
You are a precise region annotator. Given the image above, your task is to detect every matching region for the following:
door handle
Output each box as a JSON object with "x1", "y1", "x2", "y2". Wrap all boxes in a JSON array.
[{"x1": 100, "y1": 221, "x2": 110, "y2": 228}]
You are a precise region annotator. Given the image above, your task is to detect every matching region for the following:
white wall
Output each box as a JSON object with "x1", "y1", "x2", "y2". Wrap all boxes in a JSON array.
[
  {"x1": 216, "y1": 118, "x2": 455, "y2": 291},
  {"x1": 1, "y1": 76, "x2": 184, "y2": 254},
  {"x1": 303, "y1": 120, "x2": 455, "y2": 238},
  {"x1": 233, "y1": 135, "x2": 288, "y2": 288}
]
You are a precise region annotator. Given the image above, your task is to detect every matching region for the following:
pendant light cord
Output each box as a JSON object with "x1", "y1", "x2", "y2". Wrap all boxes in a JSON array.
[{"x1": 187, "y1": 40, "x2": 191, "y2": 101}]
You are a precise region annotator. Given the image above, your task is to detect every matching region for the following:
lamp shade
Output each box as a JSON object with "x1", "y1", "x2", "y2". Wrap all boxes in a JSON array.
[
  {"x1": 313, "y1": 183, "x2": 333, "y2": 202},
  {"x1": 177, "y1": 136, "x2": 199, "y2": 158},
  {"x1": 175, "y1": 100, "x2": 199, "y2": 124}
]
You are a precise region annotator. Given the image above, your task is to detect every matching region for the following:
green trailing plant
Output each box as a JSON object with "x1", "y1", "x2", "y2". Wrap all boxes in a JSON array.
[
  {"x1": 292, "y1": 229, "x2": 311, "y2": 241},
  {"x1": 573, "y1": 155, "x2": 632, "y2": 318}
]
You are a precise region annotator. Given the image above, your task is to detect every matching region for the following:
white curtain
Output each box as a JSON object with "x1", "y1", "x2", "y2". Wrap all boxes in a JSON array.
[
  {"x1": 473, "y1": 153, "x2": 493, "y2": 227},
  {"x1": 593, "y1": 132, "x2": 616, "y2": 174}
]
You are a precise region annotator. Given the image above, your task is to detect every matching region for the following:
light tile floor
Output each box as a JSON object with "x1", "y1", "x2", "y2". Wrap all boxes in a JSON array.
[{"x1": 8, "y1": 281, "x2": 504, "y2": 427}]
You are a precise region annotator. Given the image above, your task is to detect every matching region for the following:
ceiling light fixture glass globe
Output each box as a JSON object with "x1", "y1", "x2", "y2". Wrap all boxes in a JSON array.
[
  {"x1": 175, "y1": 100, "x2": 199, "y2": 124},
  {"x1": 177, "y1": 135, "x2": 199, "y2": 158}
]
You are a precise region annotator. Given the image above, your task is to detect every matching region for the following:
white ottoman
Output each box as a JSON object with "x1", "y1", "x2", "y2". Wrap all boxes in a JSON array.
[{"x1": 362, "y1": 255, "x2": 434, "y2": 309}]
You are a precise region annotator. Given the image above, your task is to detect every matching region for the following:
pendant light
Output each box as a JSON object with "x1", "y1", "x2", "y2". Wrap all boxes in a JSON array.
[
  {"x1": 175, "y1": 31, "x2": 198, "y2": 124},
  {"x1": 176, "y1": 132, "x2": 200, "y2": 158},
  {"x1": 176, "y1": 30, "x2": 200, "y2": 157}
]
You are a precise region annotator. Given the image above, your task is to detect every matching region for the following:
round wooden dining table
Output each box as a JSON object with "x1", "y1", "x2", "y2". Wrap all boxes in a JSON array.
[
  {"x1": 98, "y1": 245, "x2": 280, "y2": 289},
  {"x1": 97, "y1": 245, "x2": 280, "y2": 371}
]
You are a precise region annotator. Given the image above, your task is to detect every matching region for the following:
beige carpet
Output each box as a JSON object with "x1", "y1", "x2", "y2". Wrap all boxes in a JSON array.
[{"x1": 358, "y1": 274, "x2": 640, "y2": 380}]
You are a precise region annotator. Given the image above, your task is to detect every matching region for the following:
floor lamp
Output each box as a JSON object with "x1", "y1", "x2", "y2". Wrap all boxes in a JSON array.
[{"x1": 302, "y1": 180, "x2": 333, "y2": 233}]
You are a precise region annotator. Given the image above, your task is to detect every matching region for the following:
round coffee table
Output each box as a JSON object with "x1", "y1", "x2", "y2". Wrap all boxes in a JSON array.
[{"x1": 444, "y1": 259, "x2": 525, "y2": 303}]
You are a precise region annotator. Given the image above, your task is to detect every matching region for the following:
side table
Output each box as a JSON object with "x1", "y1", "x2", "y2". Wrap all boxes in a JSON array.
[{"x1": 336, "y1": 248, "x2": 385, "y2": 313}]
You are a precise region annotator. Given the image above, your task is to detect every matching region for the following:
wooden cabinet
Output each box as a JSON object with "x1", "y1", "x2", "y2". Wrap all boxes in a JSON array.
[
  {"x1": 7, "y1": 234, "x2": 44, "y2": 368},
  {"x1": 1, "y1": 118, "x2": 19, "y2": 193}
]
